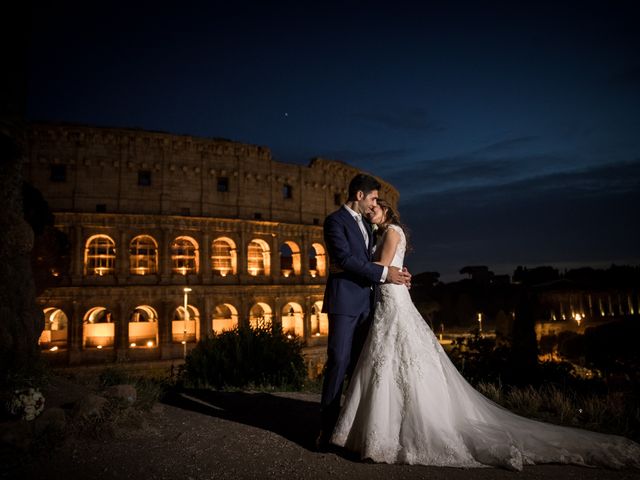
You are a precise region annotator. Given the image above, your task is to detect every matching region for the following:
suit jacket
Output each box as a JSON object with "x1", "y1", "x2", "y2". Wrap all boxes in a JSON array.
[{"x1": 322, "y1": 206, "x2": 384, "y2": 315}]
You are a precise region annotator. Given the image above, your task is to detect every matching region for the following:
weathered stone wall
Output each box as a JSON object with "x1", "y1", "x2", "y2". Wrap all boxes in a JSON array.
[{"x1": 25, "y1": 124, "x2": 399, "y2": 223}]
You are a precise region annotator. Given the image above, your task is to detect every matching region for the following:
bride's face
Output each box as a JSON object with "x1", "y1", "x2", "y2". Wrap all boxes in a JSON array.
[{"x1": 367, "y1": 205, "x2": 386, "y2": 225}]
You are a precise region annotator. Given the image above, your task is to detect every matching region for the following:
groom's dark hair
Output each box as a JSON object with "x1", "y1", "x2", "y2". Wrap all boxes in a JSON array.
[{"x1": 347, "y1": 173, "x2": 381, "y2": 201}]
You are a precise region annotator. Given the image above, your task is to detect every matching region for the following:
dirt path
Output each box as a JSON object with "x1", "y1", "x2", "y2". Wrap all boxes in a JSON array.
[{"x1": 2, "y1": 386, "x2": 640, "y2": 480}]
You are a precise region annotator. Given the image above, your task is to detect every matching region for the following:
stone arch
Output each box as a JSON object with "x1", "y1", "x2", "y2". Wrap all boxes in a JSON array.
[
  {"x1": 129, "y1": 235, "x2": 158, "y2": 275},
  {"x1": 211, "y1": 236, "x2": 237, "y2": 276},
  {"x1": 128, "y1": 305, "x2": 159, "y2": 348},
  {"x1": 310, "y1": 301, "x2": 328, "y2": 336},
  {"x1": 82, "y1": 306, "x2": 114, "y2": 348},
  {"x1": 39, "y1": 307, "x2": 68, "y2": 350},
  {"x1": 84, "y1": 234, "x2": 116, "y2": 276},
  {"x1": 282, "y1": 302, "x2": 304, "y2": 337},
  {"x1": 171, "y1": 236, "x2": 199, "y2": 275},
  {"x1": 280, "y1": 240, "x2": 301, "y2": 277},
  {"x1": 172, "y1": 304, "x2": 200, "y2": 343},
  {"x1": 310, "y1": 243, "x2": 326, "y2": 277},
  {"x1": 249, "y1": 302, "x2": 272, "y2": 329},
  {"x1": 247, "y1": 238, "x2": 271, "y2": 276},
  {"x1": 212, "y1": 303, "x2": 239, "y2": 334}
]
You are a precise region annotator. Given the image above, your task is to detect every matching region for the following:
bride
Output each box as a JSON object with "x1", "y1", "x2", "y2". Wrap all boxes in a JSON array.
[{"x1": 330, "y1": 199, "x2": 640, "y2": 471}]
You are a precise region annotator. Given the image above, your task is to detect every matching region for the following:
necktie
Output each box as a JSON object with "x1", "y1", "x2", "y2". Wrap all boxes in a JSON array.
[{"x1": 355, "y1": 214, "x2": 369, "y2": 249}]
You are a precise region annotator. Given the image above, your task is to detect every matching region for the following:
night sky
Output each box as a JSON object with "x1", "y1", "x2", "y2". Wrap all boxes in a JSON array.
[{"x1": 26, "y1": 1, "x2": 640, "y2": 281}]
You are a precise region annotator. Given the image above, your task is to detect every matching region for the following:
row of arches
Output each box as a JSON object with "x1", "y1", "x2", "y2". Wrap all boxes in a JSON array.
[
  {"x1": 85, "y1": 234, "x2": 326, "y2": 278},
  {"x1": 38, "y1": 301, "x2": 329, "y2": 350}
]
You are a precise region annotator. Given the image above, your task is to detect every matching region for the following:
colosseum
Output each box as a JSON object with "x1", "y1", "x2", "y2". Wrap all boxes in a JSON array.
[{"x1": 24, "y1": 123, "x2": 399, "y2": 374}]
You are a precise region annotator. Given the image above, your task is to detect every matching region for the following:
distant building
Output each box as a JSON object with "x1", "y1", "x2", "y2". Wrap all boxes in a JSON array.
[
  {"x1": 25, "y1": 123, "x2": 399, "y2": 373},
  {"x1": 534, "y1": 280, "x2": 639, "y2": 340}
]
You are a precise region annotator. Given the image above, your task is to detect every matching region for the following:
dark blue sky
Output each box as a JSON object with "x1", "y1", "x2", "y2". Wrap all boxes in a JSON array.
[{"x1": 27, "y1": 1, "x2": 640, "y2": 281}]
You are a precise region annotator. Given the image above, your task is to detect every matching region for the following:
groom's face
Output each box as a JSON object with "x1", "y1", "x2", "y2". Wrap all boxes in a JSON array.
[{"x1": 357, "y1": 189, "x2": 379, "y2": 217}]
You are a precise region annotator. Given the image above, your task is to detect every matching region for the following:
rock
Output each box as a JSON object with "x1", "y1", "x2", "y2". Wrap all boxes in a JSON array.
[
  {"x1": 34, "y1": 406, "x2": 67, "y2": 436},
  {"x1": 73, "y1": 394, "x2": 108, "y2": 419},
  {"x1": 104, "y1": 384, "x2": 137, "y2": 405}
]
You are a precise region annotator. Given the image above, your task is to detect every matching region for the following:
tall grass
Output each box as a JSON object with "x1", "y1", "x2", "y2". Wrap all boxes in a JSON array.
[{"x1": 476, "y1": 382, "x2": 639, "y2": 440}]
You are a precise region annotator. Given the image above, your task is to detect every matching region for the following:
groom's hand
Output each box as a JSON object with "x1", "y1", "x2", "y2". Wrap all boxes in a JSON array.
[{"x1": 386, "y1": 266, "x2": 411, "y2": 286}]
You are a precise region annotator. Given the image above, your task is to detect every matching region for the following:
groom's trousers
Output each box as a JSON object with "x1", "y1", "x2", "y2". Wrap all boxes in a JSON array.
[{"x1": 320, "y1": 308, "x2": 372, "y2": 433}]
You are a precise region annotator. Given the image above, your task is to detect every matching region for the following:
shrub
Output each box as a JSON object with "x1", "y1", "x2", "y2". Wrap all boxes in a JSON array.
[{"x1": 182, "y1": 326, "x2": 307, "y2": 390}]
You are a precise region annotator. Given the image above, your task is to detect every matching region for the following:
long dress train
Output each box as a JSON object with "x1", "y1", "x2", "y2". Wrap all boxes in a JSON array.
[{"x1": 331, "y1": 224, "x2": 640, "y2": 471}]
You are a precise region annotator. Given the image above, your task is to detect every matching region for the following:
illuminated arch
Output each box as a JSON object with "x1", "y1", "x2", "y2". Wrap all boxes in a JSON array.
[
  {"x1": 310, "y1": 301, "x2": 328, "y2": 336},
  {"x1": 282, "y1": 302, "x2": 304, "y2": 337},
  {"x1": 171, "y1": 236, "x2": 199, "y2": 275},
  {"x1": 247, "y1": 239, "x2": 271, "y2": 276},
  {"x1": 310, "y1": 243, "x2": 326, "y2": 277},
  {"x1": 211, "y1": 237, "x2": 237, "y2": 276},
  {"x1": 172, "y1": 304, "x2": 200, "y2": 343},
  {"x1": 280, "y1": 241, "x2": 301, "y2": 277},
  {"x1": 212, "y1": 303, "x2": 239, "y2": 334},
  {"x1": 82, "y1": 306, "x2": 114, "y2": 348},
  {"x1": 249, "y1": 302, "x2": 272, "y2": 329},
  {"x1": 84, "y1": 234, "x2": 116, "y2": 276},
  {"x1": 128, "y1": 305, "x2": 159, "y2": 348},
  {"x1": 130, "y1": 235, "x2": 158, "y2": 275},
  {"x1": 39, "y1": 307, "x2": 68, "y2": 350}
]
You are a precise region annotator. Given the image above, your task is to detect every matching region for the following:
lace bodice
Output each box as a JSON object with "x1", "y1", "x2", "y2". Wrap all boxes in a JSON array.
[{"x1": 379, "y1": 224, "x2": 406, "y2": 269}]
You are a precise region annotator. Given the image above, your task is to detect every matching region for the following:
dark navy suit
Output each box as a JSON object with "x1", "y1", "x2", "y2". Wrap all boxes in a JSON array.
[{"x1": 320, "y1": 205, "x2": 384, "y2": 435}]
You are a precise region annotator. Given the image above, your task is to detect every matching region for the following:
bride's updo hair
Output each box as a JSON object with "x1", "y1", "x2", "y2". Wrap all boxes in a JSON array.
[{"x1": 376, "y1": 198, "x2": 411, "y2": 252}]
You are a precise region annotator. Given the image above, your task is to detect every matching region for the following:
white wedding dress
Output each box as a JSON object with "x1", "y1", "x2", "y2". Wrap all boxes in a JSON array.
[{"x1": 331, "y1": 224, "x2": 640, "y2": 470}]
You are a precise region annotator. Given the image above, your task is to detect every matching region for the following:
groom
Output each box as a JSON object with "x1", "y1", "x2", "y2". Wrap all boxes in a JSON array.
[{"x1": 318, "y1": 173, "x2": 411, "y2": 450}]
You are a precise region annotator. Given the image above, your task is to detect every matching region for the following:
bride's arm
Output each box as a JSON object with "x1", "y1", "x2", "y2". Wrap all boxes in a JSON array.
[{"x1": 374, "y1": 228, "x2": 401, "y2": 267}]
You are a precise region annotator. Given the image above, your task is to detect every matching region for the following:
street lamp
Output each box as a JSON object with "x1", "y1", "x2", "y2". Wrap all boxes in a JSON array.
[{"x1": 183, "y1": 287, "x2": 192, "y2": 359}]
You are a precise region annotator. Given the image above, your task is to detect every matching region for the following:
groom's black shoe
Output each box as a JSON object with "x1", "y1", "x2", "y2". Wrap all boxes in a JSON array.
[{"x1": 315, "y1": 430, "x2": 332, "y2": 452}]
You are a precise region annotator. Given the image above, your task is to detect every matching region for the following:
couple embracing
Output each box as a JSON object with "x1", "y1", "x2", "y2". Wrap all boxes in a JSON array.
[{"x1": 317, "y1": 173, "x2": 640, "y2": 471}]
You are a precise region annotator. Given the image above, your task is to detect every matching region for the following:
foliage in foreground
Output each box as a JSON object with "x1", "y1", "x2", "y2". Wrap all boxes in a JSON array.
[
  {"x1": 182, "y1": 326, "x2": 307, "y2": 390},
  {"x1": 476, "y1": 382, "x2": 640, "y2": 441}
]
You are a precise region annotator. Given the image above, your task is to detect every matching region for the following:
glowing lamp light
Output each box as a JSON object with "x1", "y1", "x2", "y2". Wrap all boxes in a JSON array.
[
  {"x1": 179, "y1": 266, "x2": 188, "y2": 276},
  {"x1": 282, "y1": 269, "x2": 292, "y2": 278},
  {"x1": 287, "y1": 334, "x2": 293, "y2": 339},
  {"x1": 315, "y1": 332, "x2": 321, "y2": 337},
  {"x1": 130, "y1": 342, "x2": 137, "y2": 347},
  {"x1": 248, "y1": 268, "x2": 259, "y2": 276},
  {"x1": 310, "y1": 270, "x2": 317, "y2": 278},
  {"x1": 181, "y1": 341, "x2": 186, "y2": 345},
  {"x1": 97, "y1": 345, "x2": 103, "y2": 349},
  {"x1": 146, "y1": 341, "x2": 154, "y2": 347},
  {"x1": 49, "y1": 346, "x2": 58, "y2": 352},
  {"x1": 95, "y1": 267, "x2": 108, "y2": 276}
]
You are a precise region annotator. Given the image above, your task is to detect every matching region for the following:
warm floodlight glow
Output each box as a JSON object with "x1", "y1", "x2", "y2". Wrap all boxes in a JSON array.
[
  {"x1": 49, "y1": 346, "x2": 59, "y2": 352},
  {"x1": 146, "y1": 341, "x2": 154, "y2": 347},
  {"x1": 130, "y1": 342, "x2": 137, "y2": 347}
]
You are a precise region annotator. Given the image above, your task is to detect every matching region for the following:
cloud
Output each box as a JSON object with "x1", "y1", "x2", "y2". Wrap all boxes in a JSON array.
[
  {"x1": 354, "y1": 107, "x2": 445, "y2": 134},
  {"x1": 470, "y1": 136, "x2": 539, "y2": 155},
  {"x1": 399, "y1": 158, "x2": 640, "y2": 278}
]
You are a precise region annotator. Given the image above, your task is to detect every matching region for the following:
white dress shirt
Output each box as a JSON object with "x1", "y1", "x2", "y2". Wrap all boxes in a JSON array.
[{"x1": 343, "y1": 204, "x2": 388, "y2": 283}]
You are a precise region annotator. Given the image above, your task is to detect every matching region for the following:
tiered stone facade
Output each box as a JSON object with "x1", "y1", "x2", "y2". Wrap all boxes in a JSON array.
[{"x1": 24, "y1": 123, "x2": 399, "y2": 373}]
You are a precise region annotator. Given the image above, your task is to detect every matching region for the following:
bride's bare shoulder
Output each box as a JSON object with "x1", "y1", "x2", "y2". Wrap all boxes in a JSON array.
[{"x1": 386, "y1": 224, "x2": 404, "y2": 236}]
